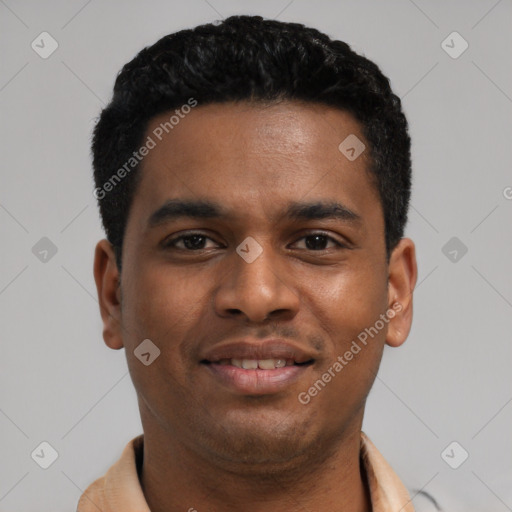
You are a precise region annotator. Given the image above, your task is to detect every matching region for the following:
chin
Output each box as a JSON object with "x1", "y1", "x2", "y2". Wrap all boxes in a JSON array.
[{"x1": 194, "y1": 412, "x2": 326, "y2": 473}]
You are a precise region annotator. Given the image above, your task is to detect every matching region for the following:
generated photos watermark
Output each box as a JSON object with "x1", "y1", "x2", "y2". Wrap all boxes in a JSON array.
[
  {"x1": 298, "y1": 301, "x2": 403, "y2": 405},
  {"x1": 93, "y1": 97, "x2": 198, "y2": 200}
]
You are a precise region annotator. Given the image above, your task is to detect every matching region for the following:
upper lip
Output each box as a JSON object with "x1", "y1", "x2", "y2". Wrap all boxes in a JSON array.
[{"x1": 200, "y1": 339, "x2": 316, "y2": 364}]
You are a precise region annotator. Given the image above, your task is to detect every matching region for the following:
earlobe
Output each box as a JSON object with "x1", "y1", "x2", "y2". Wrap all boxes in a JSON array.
[
  {"x1": 385, "y1": 238, "x2": 418, "y2": 348},
  {"x1": 93, "y1": 239, "x2": 124, "y2": 350}
]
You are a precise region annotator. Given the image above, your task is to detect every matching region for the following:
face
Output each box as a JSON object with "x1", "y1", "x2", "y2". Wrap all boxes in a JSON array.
[{"x1": 94, "y1": 100, "x2": 417, "y2": 471}]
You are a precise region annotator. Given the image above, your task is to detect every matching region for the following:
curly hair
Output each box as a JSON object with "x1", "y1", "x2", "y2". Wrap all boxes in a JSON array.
[{"x1": 92, "y1": 15, "x2": 411, "y2": 270}]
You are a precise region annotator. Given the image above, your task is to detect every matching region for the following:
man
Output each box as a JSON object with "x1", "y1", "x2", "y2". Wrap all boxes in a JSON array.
[{"x1": 80, "y1": 14, "x2": 418, "y2": 512}]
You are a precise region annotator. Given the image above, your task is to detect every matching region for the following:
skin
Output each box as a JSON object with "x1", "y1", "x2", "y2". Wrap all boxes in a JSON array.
[{"x1": 94, "y1": 100, "x2": 417, "y2": 512}]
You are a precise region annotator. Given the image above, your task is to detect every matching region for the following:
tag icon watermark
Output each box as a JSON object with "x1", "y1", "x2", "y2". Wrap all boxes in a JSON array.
[
  {"x1": 31, "y1": 441, "x2": 59, "y2": 469},
  {"x1": 338, "y1": 134, "x2": 365, "y2": 161},
  {"x1": 442, "y1": 236, "x2": 468, "y2": 263},
  {"x1": 441, "y1": 441, "x2": 469, "y2": 469},
  {"x1": 32, "y1": 237, "x2": 58, "y2": 263},
  {"x1": 236, "y1": 237, "x2": 263, "y2": 263},
  {"x1": 134, "y1": 339, "x2": 161, "y2": 366},
  {"x1": 31, "y1": 32, "x2": 59, "y2": 59},
  {"x1": 441, "y1": 31, "x2": 468, "y2": 59}
]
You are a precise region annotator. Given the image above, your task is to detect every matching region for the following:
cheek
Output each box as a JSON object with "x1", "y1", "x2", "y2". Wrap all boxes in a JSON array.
[
  {"x1": 122, "y1": 265, "x2": 204, "y2": 338},
  {"x1": 120, "y1": 267, "x2": 206, "y2": 411},
  {"x1": 304, "y1": 265, "x2": 388, "y2": 407},
  {"x1": 120, "y1": 265, "x2": 210, "y2": 395},
  {"x1": 308, "y1": 261, "x2": 388, "y2": 342}
]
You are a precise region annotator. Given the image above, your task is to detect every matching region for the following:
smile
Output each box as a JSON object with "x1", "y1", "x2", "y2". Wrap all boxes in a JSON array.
[
  {"x1": 199, "y1": 339, "x2": 316, "y2": 395},
  {"x1": 208, "y1": 358, "x2": 313, "y2": 370}
]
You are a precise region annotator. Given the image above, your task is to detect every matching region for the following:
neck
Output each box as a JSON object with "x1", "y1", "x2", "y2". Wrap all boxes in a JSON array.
[{"x1": 139, "y1": 414, "x2": 372, "y2": 512}]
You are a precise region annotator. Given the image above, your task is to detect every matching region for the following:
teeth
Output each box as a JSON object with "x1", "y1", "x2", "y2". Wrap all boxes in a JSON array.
[
  {"x1": 241, "y1": 359, "x2": 258, "y2": 369},
  {"x1": 258, "y1": 359, "x2": 276, "y2": 370},
  {"x1": 228, "y1": 358, "x2": 289, "y2": 369}
]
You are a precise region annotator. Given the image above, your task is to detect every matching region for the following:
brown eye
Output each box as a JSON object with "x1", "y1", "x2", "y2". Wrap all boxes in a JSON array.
[
  {"x1": 163, "y1": 233, "x2": 218, "y2": 250},
  {"x1": 293, "y1": 233, "x2": 344, "y2": 251}
]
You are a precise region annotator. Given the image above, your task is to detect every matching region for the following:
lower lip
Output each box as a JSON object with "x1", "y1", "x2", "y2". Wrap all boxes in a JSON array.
[{"x1": 204, "y1": 363, "x2": 311, "y2": 395}]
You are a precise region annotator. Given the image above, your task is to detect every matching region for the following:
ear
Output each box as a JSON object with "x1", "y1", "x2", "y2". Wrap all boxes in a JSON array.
[
  {"x1": 93, "y1": 239, "x2": 124, "y2": 350},
  {"x1": 385, "y1": 237, "x2": 418, "y2": 348}
]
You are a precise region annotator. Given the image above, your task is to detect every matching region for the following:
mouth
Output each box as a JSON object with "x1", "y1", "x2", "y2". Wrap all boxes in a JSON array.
[
  {"x1": 201, "y1": 358, "x2": 314, "y2": 369},
  {"x1": 200, "y1": 340, "x2": 316, "y2": 395}
]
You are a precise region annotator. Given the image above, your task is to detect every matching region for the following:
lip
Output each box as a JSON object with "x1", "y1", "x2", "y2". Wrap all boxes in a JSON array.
[
  {"x1": 201, "y1": 338, "x2": 315, "y2": 364},
  {"x1": 205, "y1": 364, "x2": 311, "y2": 395},
  {"x1": 200, "y1": 339, "x2": 316, "y2": 395}
]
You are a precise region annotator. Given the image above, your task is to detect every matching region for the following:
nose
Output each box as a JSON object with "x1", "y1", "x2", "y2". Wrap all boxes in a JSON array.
[{"x1": 213, "y1": 246, "x2": 300, "y2": 323}]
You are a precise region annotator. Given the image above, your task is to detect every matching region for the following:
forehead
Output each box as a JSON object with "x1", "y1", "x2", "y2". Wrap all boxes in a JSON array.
[{"x1": 129, "y1": 101, "x2": 381, "y2": 230}]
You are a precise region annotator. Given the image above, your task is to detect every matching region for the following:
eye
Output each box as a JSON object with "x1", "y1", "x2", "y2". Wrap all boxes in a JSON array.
[
  {"x1": 162, "y1": 233, "x2": 220, "y2": 251},
  {"x1": 292, "y1": 233, "x2": 345, "y2": 251},
  {"x1": 162, "y1": 231, "x2": 345, "y2": 252}
]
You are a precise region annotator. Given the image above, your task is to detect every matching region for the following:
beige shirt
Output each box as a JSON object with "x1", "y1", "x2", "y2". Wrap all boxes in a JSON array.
[{"x1": 77, "y1": 431, "x2": 414, "y2": 511}]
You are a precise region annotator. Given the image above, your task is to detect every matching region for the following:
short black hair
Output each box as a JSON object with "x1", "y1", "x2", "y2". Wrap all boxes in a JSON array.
[{"x1": 92, "y1": 15, "x2": 411, "y2": 270}]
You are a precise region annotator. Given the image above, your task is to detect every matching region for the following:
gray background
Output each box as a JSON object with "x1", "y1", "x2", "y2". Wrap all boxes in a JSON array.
[{"x1": 1, "y1": 1, "x2": 511, "y2": 510}]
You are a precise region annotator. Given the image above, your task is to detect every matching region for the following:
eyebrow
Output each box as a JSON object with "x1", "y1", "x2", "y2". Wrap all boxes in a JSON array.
[
  {"x1": 148, "y1": 199, "x2": 225, "y2": 227},
  {"x1": 147, "y1": 199, "x2": 363, "y2": 228},
  {"x1": 285, "y1": 201, "x2": 362, "y2": 224}
]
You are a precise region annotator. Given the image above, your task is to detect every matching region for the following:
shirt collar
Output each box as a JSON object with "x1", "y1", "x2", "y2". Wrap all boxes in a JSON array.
[{"x1": 77, "y1": 432, "x2": 414, "y2": 512}]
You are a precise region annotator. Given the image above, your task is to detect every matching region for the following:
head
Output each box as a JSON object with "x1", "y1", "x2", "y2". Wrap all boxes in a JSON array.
[{"x1": 93, "y1": 15, "x2": 417, "y2": 472}]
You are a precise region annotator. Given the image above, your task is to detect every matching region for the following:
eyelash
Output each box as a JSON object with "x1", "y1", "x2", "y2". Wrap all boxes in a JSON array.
[{"x1": 162, "y1": 231, "x2": 346, "y2": 251}]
